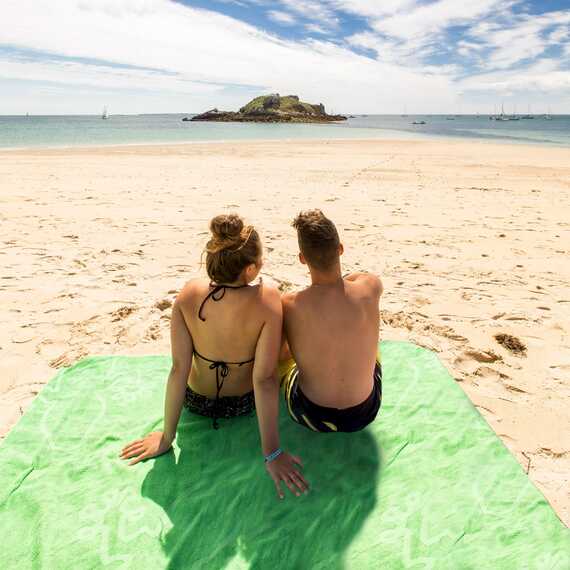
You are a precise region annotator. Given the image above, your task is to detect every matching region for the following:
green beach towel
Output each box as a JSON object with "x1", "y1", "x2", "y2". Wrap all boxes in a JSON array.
[{"x1": 1, "y1": 341, "x2": 568, "y2": 569}]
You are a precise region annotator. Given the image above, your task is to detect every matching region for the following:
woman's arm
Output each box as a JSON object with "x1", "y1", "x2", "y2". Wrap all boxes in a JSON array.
[
  {"x1": 120, "y1": 297, "x2": 193, "y2": 465},
  {"x1": 252, "y1": 287, "x2": 308, "y2": 498},
  {"x1": 163, "y1": 299, "x2": 193, "y2": 443},
  {"x1": 252, "y1": 288, "x2": 283, "y2": 456}
]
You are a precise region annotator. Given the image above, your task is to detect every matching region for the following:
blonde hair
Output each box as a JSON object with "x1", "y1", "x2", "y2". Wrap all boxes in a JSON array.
[{"x1": 204, "y1": 214, "x2": 261, "y2": 283}]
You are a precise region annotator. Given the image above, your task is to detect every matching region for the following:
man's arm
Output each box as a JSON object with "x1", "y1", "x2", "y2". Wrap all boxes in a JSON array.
[{"x1": 278, "y1": 292, "x2": 295, "y2": 362}]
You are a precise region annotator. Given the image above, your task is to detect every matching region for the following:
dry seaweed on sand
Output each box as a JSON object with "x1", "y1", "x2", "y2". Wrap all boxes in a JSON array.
[{"x1": 494, "y1": 333, "x2": 527, "y2": 356}]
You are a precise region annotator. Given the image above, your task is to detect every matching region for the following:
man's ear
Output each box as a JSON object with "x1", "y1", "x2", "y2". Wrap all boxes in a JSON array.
[
  {"x1": 339, "y1": 243, "x2": 344, "y2": 256},
  {"x1": 299, "y1": 252, "x2": 307, "y2": 265}
]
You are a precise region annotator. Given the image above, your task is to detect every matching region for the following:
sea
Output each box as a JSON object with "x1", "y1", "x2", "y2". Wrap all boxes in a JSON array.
[{"x1": 0, "y1": 113, "x2": 569, "y2": 149}]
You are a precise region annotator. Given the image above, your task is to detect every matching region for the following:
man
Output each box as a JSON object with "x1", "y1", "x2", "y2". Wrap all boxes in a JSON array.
[{"x1": 280, "y1": 209, "x2": 383, "y2": 433}]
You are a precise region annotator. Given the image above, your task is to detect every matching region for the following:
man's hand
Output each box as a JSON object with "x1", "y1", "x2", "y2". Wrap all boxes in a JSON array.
[
  {"x1": 265, "y1": 452, "x2": 309, "y2": 499},
  {"x1": 119, "y1": 431, "x2": 172, "y2": 465}
]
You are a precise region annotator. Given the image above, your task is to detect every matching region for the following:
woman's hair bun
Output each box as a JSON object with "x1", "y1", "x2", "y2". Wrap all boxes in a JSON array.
[
  {"x1": 210, "y1": 214, "x2": 244, "y2": 241},
  {"x1": 204, "y1": 213, "x2": 261, "y2": 283}
]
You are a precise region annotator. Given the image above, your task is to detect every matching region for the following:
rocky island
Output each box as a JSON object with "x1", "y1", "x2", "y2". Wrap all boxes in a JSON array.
[{"x1": 188, "y1": 94, "x2": 346, "y2": 123}]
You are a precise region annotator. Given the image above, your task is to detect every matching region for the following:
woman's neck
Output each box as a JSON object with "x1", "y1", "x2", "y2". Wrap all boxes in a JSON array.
[{"x1": 213, "y1": 278, "x2": 248, "y2": 288}]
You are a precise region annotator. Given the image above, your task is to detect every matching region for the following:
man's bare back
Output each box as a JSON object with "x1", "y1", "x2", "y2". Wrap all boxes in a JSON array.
[{"x1": 283, "y1": 272, "x2": 383, "y2": 408}]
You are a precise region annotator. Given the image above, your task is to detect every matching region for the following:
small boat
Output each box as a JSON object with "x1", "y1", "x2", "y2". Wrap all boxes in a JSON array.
[
  {"x1": 102, "y1": 106, "x2": 108, "y2": 120},
  {"x1": 412, "y1": 120, "x2": 426, "y2": 125},
  {"x1": 492, "y1": 103, "x2": 510, "y2": 121},
  {"x1": 521, "y1": 104, "x2": 534, "y2": 119},
  {"x1": 544, "y1": 106, "x2": 553, "y2": 120}
]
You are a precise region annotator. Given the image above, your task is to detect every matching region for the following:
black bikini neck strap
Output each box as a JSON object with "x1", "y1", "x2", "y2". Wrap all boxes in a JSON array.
[{"x1": 198, "y1": 282, "x2": 248, "y2": 322}]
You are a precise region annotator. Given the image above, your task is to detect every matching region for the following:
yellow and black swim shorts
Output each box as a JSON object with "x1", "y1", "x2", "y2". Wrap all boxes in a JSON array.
[{"x1": 278, "y1": 356, "x2": 382, "y2": 433}]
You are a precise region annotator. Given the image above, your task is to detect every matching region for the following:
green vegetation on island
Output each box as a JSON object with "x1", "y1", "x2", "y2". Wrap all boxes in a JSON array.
[{"x1": 188, "y1": 94, "x2": 346, "y2": 123}]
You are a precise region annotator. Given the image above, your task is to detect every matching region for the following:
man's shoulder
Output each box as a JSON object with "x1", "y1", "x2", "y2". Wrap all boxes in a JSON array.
[{"x1": 345, "y1": 272, "x2": 383, "y2": 295}]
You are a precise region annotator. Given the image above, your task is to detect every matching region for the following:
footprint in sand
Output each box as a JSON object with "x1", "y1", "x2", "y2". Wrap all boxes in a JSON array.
[
  {"x1": 144, "y1": 322, "x2": 162, "y2": 341},
  {"x1": 111, "y1": 306, "x2": 137, "y2": 322},
  {"x1": 155, "y1": 299, "x2": 173, "y2": 311},
  {"x1": 464, "y1": 349, "x2": 503, "y2": 363},
  {"x1": 473, "y1": 366, "x2": 506, "y2": 380}
]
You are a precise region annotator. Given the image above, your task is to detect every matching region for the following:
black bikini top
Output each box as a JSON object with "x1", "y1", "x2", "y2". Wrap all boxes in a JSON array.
[{"x1": 194, "y1": 282, "x2": 255, "y2": 429}]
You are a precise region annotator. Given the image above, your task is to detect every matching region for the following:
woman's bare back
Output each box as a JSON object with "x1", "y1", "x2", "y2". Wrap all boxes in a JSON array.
[{"x1": 177, "y1": 278, "x2": 268, "y2": 397}]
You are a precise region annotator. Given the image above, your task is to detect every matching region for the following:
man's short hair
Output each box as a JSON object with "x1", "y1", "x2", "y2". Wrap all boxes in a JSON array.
[{"x1": 292, "y1": 209, "x2": 340, "y2": 271}]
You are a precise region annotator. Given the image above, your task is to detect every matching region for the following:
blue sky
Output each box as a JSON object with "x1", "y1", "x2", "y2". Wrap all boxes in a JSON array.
[{"x1": 1, "y1": 0, "x2": 569, "y2": 114}]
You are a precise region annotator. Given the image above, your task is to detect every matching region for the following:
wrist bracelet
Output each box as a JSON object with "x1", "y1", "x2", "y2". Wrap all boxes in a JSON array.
[{"x1": 264, "y1": 448, "x2": 283, "y2": 463}]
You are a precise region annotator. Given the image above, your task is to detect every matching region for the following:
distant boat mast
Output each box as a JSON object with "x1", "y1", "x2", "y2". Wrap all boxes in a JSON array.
[{"x1": 102, "y1": 106, "x2": 109, "y2": 120}]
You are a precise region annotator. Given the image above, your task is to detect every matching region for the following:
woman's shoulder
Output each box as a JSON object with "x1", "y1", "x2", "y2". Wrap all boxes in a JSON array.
[
  {"x1": 254, "y1": 278, "x2": 282, "y2": 315},
  {"x1": 256, "y1": 276, "x2": 281, "y2": 297},
  {"x1": 175, "y1": 278, "x2": 210, "y2": 304}
]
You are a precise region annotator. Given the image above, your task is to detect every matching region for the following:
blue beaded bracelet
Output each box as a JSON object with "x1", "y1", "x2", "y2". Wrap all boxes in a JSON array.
[{"x1": 264, "y1": 448, "x2": 283, "y2": 463}]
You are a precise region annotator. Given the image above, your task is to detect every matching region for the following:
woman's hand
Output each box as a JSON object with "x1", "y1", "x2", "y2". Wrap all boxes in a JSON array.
[
  {"x1": 119, "y1": 431, "x2": 172, "y2": 465},
  {"x1": 265, "y1": 452, "x2": 309, "y2": 499}
]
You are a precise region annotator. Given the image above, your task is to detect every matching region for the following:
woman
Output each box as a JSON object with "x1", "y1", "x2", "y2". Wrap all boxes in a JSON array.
[{"x1": 120, "y1": 214, "x2": 307, "y2": 499}]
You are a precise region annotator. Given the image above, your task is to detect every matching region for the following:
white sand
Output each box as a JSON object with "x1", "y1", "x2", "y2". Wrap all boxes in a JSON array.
[{"x1": 1, "y1": 138, "x2": 569, "y2": 525}]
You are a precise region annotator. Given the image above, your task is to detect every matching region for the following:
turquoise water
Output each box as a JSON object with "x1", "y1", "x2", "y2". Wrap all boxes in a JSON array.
[{"x1": 0, "y1": 113, "x2": 569, "y2": 149}]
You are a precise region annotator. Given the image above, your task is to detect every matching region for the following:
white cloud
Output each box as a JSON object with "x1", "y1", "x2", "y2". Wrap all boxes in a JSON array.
[
  {"x1": 459, "y1": 59, "x2": 570, "y2": 93},
  {"x1": 0, "y1": 56, "x2": 223, "y2": 94},
  {"x1": 280, "y1": 0, "x2": 340, "y2": 28},
  {"x1": 305, "y1": 23, "x2": 328, "y2": 34},
  {"x1": 549, "y1": 26, "x2": 570, "y2": 43},
  {"x1": 457, "y1": 40, "x2": 485, "y2": 58},
  {"x1": 329, "y1": 0, "x2": 417, "y2": 18},
  {"x1": 371, "y1": 0, "x2": 505, "y2": 41},
  {"x1": 0, "y1": 0, "x2": 569, "y2": 113},
  {"x1": 0, "y1": 0, "x2": 458, "y2": 113},
  {"x1": 468, "y1": 10, "x2": 570, "y2": 70},
  {"x1": 267, "y1": 10, "x2": 296, "y2": 25}
]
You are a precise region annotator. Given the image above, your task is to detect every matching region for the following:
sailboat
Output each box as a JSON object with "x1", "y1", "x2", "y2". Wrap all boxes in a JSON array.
[
  {"x1": 507, "y1": 104, "x2": 520, "y2": 120},
  {"x1": 544, "y1": 105, "x2": 553, "y2": 120},
  {"x1": 101, "y1": 106, "x2": 109, "y2": 120},
  {"x1": 494, "y1": 103, "x2": 509, "y2": 121},
  {"x1": 522, "y1": 104, "x2": 534, "y2": 119}
]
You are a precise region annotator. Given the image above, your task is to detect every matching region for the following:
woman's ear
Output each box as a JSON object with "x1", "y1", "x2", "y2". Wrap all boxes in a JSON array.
[
  {"x1": 245, "y1": 263, "x2": 258, "y2": 282},
  {"x1": 299, "y1": 252, "x2": 307, "y2": 265},
  {"x1": 339, "y1": 243, "x2": 344, "y2": 256}
]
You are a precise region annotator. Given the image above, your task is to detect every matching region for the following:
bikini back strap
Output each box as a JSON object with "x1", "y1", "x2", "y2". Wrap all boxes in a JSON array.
[
  {"x1": 197, "y1": 282, "x2": 247, "y2": 322},
  {"x1": 192, "y1": 349, "x2": 254, "y2": 429}
]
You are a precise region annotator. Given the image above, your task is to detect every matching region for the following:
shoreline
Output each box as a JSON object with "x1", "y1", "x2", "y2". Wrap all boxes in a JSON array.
[
  {"x1": 1, "y1": 131, "x2": 570, "y2": 153},
  {"x1": 1, "y1": 137, "x2": 569, "y2": 525}
]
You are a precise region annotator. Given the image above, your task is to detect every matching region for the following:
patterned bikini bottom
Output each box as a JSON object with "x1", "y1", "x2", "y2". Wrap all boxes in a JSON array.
[{"x1": 183, "y1": 385, "x2": 255, "y2": 426}]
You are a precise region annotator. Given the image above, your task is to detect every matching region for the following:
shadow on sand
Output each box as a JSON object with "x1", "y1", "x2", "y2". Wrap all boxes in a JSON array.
[{"x1": 142, "y1": 402, "x2": 381, "y2": 569}]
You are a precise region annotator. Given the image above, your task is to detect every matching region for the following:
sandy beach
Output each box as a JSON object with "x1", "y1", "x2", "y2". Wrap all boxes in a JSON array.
[{"x1": 1, "y1": 138, "x2": 568, "y2": 525}]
